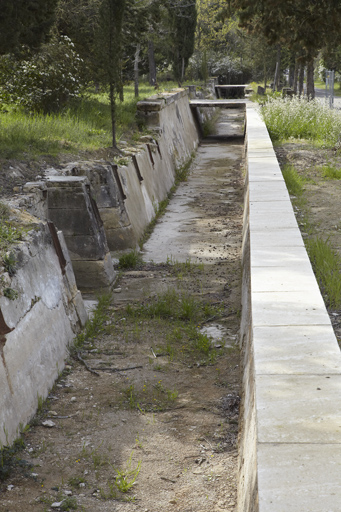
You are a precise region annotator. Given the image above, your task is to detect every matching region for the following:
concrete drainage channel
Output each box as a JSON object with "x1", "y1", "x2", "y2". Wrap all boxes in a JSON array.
[
  {"x1": 0, "y1": 100, "x2": 244, "y2": 511},
  {"x1": 1, "y1": 85, "x2": 341, "y2": 510}
]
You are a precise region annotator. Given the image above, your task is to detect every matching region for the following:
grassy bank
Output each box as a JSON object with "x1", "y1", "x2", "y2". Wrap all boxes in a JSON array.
[{"x1": 0, "y1": 81, "x2": 197, "y2": 160}]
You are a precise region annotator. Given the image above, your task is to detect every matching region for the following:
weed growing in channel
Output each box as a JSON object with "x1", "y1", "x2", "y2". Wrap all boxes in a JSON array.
[
  {"x1": 120, "y1": 381, "x2": 178, "y2": 412},
  {"x1": 126, "y1": 288, "x2": 219, "y2": 324},
  {"x1": 72, "y1": 293, "x2": 112, "y2": 351},
  {"x1": 112, "y1": 452, "x2": 142, "y2": 493},
  {"x1": 166, "y1": 255, "x2": 205, "y2": 278},
  {"x1": 0, "y1": 437, "x2": 31, "y2": 481},
  {"x1": 316, "y1": 162, "x2": 341, "y2": 180},
  {"x1": 118, "y1": 250, "x2": 143, "y2": 269}
]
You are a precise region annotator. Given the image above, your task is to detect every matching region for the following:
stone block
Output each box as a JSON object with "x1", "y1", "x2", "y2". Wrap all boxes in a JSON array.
[
  {"x1": 48, "y1": 208, "x2": 96, "y2": 237},
  {"x1": 47, "y1": 190, "x2": 88, "y2": 210},
  {"x1": 63, "y1": 234, "x2": 107, "y2": 260},
  {"x1": 72, "y1": 253, "x2": 116, "y2": 291},
  {"x1": 253, "y1": 325, "x2": 341, "y2": 375}
]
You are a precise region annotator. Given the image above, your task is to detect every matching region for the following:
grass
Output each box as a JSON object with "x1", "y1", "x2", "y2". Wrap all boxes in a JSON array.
[
  {"x1": 72, "y1": 293, "x2": 112, "y2": 351},
  {"x1": 126, "y1": 288, "x2": 218, "y2": 324},
  {"x1": 120, "y1": 381, "x2": 178, "y2": 413},
  {"x1": 0, "y1": 205, "x2": 24, "y2": 254},
  {"x1": 118, "y1": 250, "x2": 143, "y2": 269},
  {"x1": 0, "y1": 81, "x2": 198, "y2": 159},
  {"x1": 281, "y1": 164, "x2": 305, "y2": 196},
  {"x1": 314, "y1": 80, "x2": 341, "y2": 97},
  {"x1": 280, "y1": 164, "x2": 341, "y2": 310},
  {"x1": 0, "y1": 438, "x2": 30, "y2": 481},
  {"x1": 124, "y1": 288, "x2": 222, "y2": 365},
  {"x1": 316, "y1": 162, "x2": 341, "y2": 179},
  {"x1": 306, "y1": 236, "x2": 341, "y2": 309},
  {"x1": 260, "y1": 95, "x2": 341, "y2": 145}
]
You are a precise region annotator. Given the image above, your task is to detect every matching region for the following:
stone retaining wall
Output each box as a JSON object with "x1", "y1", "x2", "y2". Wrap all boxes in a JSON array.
[{"x1": 239, "y1": 105, "x2": 341, "y2": 511}]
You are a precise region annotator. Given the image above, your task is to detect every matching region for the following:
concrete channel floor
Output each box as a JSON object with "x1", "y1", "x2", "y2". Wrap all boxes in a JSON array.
[{"x1": 143, "y1": 109, "x2": 244, "y2": 265}]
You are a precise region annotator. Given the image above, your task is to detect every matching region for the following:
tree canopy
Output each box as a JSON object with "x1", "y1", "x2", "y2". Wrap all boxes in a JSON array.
[{"x1": 0, "y1": 0, "x2": 58, "y2": 54}]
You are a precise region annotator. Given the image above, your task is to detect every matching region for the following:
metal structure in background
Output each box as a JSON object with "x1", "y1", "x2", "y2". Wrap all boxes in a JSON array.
[{"x1": 325, "y1": 70, "x2": 335, "y2": 108}]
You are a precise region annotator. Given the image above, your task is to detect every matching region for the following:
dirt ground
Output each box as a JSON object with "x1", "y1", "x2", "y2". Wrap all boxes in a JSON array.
[
  {"x1": 0, "y1": 117, "x2": 244, "y2": 511},
  {"x1": 275, "y1": 142, "x2": 341, "y2": 345}
]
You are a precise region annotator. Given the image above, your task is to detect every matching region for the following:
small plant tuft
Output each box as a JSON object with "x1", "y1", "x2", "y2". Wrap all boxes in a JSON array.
[
  {"x1": 118, "y1": 250, "x2": 143, "y2": 269},
  {"x1": 282, "y1": 164, "x2": 305, "y2": 196},
  {"x1": 112, "y1": 452, "x2": 141, "y2": 493}
]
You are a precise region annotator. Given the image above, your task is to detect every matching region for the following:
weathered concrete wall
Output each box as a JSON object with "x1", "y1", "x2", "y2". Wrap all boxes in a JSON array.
[
  {"x1": 24, "y1": 176, "x2": 116, "y2": 291},
  {"x1": 239, "y1": 105, "x2": 341, "y2": 511},
  {"x1": 0, "y1": 217, "x2": 87, "y2": 446}
]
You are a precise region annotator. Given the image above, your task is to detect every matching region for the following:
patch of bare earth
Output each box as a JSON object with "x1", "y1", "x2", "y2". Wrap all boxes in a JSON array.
[
  {"x1": 0, "y1": 141, "x2": 244, "y2": 511},
  {"x1": 275, "y1": 142, "x2": 341, "y2": 345}
]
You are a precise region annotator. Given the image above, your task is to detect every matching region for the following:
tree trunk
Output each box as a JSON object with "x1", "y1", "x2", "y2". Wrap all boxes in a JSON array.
[
  {"x1": 264, "y1": 61, "x2": 267, "y2": 90},
  {"x1": 134, "y1": 43, "x2": 141, "y2": 98},
  {"x1": 293, "y1": 58, "x2": 299, "y2": 94},
  {"x1": 148, "y1": 40, "x2": 157, "y2": 86},
  {"x1": 289, "y1": 55, "x2": 295, "y2": 87},
  {"x1": 273, "y1": 45, "x2": 281, "y2": 91},
  {"x1": 298, "y1": 62, "x2": 305, "y2": 97},
  {"x1": 109, "y1": 82, "x2": 117, "y2": 149},
  {"x1": 181, "y1": 56, "x2": 185, "y2": 84},
  {"x1": 306, "y1": 57, "x2": 315, "y2": 99}
]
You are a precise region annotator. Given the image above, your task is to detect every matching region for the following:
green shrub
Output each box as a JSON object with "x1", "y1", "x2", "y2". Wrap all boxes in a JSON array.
[{"x1": 0, "y1": 35, "x2": 84, "y2": 113}]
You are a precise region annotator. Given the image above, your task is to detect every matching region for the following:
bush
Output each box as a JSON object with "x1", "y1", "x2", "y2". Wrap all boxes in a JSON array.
[{"x1": 0, "y1": 35, "x2": 84, "y2": 113}]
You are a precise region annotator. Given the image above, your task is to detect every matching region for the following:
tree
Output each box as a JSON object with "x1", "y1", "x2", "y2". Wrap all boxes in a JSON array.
[
  {"x1": 0, "y1": 0, "x2": 58, "y2": 54},
  {"x1": 54, "y1": 0, "x2": 101, "y2": 83},
  {"x1": 231, "y1": 0, "x2": 341, "y2": 98},
  {"x1": 166, "y1": 0, "x2": 197, "y2": 84},
  {"x1": 96, "y1": 0, "x2": 126, "y2": 149}
]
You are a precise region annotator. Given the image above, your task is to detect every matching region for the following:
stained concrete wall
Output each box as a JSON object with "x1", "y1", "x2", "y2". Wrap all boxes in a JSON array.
[
  {"x1": 0, "y1": 218, "x2": 87, "y2": 446},
  {"x1": 239, "y1": 105, "x2": 341, "y2": 511}
]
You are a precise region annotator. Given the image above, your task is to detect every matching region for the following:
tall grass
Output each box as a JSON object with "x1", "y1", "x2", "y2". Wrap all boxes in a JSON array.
[{"x1": 260, "y1": 96, "x2": 341, "y2": 145}]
